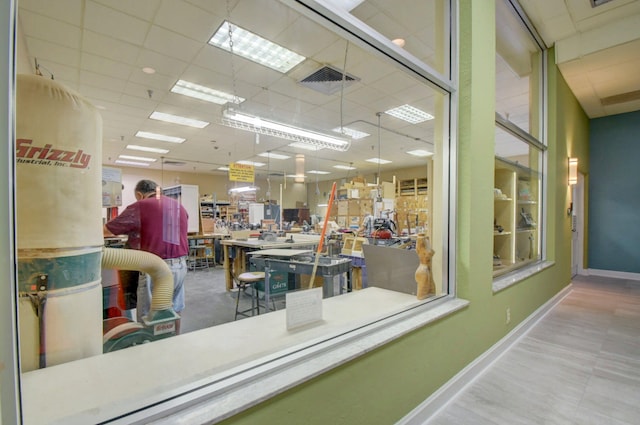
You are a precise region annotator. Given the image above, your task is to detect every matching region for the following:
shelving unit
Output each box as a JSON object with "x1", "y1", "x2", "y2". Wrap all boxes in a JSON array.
[
  {"x1": 493, "y1": 158, "x2": 540, "y2": 277},
  {"x1": 397, "y1": 178, "x2": 428, "y2": 197}
]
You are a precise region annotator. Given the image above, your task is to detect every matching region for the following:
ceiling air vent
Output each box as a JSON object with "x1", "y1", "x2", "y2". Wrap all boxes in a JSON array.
[
  {"x1": 299, "y1": 65, "x2": 359, "y2": 95},
  {"x1": 590, "y1": 0, "x2": 614, "y2": 7},
  {"x1": 163, "y1": 160, "x2": 186, "y2": 166},
  {"x1": 601, "y1": 89, "x2": 640, "y2": 106}
]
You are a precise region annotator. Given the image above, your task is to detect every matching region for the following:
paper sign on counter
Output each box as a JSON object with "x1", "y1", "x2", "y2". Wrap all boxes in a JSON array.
[{"x1": 286, "y1": 287, "x2": 323, "y2": 330}]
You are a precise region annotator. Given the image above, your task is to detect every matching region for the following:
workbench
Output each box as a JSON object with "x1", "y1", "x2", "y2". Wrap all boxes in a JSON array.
[
  {"x1": 248, "y1": 250, "x2": 352, "y2": 311},
  {"x1": 187, "y1": 233, "x2": 231, "y2": 267},
  {"x1": 220, "y1": 235, "x2": 320, "y2": 291}
]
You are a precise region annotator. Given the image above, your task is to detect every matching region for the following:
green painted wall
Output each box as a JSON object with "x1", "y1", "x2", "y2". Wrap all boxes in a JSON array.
[{"x1": 219, "y1": 2, "x2": 590, "y2": 424}]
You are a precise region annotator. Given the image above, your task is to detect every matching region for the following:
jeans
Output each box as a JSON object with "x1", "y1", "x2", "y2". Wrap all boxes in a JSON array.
[{"x1": 136, "y1": 257, "x2": 187, "y2": 322}]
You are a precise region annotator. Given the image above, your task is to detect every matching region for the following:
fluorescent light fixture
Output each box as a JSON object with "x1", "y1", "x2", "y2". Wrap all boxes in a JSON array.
[
  {"x1": 118, "y1": 155, "x2": 156, "y2": 162},
  {"x1": 289, "y1": 142, "x2": 323, "y2": 151},
  {"x1": 286, "y1": 174, "x2": 306, "y2": 179},
  {"x1": 229, "y1": 186, "x2": 258, "y2": 193},
  {"x1": 171, "y1": 79, "x2": 244, "y2": 105},
  {"x1": 258, "y1": 152, "x2": 290, "y2": 160},
  {"x1": 407, "y1": 149, "x2": 434, "y2": 157},
  {"x1": 385, "y1": 104, "x2": 434, "y2": 124},
  {"x1": 218, "y1": 166, "x2": 230, "y2": 171},
  {"x1": 150, "y1": 111, "x2": 209, "y2": 128},
  {"x1": 236, "y1": 160, "x2": 266, "y2": 167},
  {"x1": 366, "y1": 158, "x2": 392, "y2": 164},
  {"x1": 308, "y1": 170, "x2": 330, "y2": 175},
  {"x1": 209, "y1": 21, "x2": 305, "y2": 73},
  {"x1": 115, "y1": 160, "x2": 150, "y2": 167},
  {"x1": 135, "y1": 131, "x2": 185, "y2": 144},
  {"x1": 317, "y1": 203, "x2": 328, "y2": 207},
  {"x1": 126, "y1": 144, "x2": 169, "y2": 154},
  {"x1": 332, "y1": 126, "x2": 370, "y2": 140},
  {"x1": 320, "y1": 0, "x2": 365, "y2": 11},
  {"x1": 334, "y1": 164, "x2": 356, "y2": 170},
  {"x1": 222, "y1": 106, "x2": 350, "y2": 151}
]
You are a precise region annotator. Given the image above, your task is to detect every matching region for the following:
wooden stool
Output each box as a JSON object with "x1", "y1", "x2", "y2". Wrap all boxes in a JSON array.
[{"x1": 234, "y1": 271, "x2": 265, "y2": 320}]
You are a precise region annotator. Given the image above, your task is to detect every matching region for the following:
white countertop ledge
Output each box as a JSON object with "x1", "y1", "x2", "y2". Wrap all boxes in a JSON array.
[{"x1": 22, "y1": 288, "x2": 469, "y2": 425}]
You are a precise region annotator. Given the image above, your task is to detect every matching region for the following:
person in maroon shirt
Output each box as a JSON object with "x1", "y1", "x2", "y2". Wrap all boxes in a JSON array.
[{"x1": 104, "y1": 180, "x2": 189, "y2": 333}]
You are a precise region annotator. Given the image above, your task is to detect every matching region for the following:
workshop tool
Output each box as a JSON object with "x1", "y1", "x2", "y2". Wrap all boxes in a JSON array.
[{"x1": 308, "y1": 182, "x2": 337, "y2": 289}]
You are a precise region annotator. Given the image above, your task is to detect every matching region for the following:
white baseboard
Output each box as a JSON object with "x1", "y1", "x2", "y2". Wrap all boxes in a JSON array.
[
  {"x1": 585, "y1": 269, "x2": 640, "y2": 281},
  {"x1": 396, "y1": 284, "x2": 573, "y2": 425}
]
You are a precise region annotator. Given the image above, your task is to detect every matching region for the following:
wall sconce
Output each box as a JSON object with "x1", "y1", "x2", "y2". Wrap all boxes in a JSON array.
[{"x1": 568, "y1": 157, "x2": 578, "y2": 185}]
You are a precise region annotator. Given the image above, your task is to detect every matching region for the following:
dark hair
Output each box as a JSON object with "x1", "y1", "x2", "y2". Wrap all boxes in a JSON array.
[{"x1": 135, "y1": 179, "x2": 157, "y2": 195}]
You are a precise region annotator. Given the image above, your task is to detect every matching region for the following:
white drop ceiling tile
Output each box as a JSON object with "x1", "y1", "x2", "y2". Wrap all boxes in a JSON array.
[
  {"x1": 84, "y1": 1, "x2": 150, "y2": 46},
  {"x1": 80, "y1": 70, "x2": 128, "y2": 94},
  {"x1": 276, "y1": 17, "x2": 340, "y2": 60},
  {"x1": 18, "y1": 0, "x2": 83, "y2": 26},
  {"x1": 349, "y1": 83, "x2": 389, "y2": 104},
  {"x1": 347, "y1": 57, "x2": 396, "y2": 86},
  {"x1": 23, "y1": 37, "x2": 81, "y2": 70},
  {"x1": 81, "y1": 53, "x2": 134, "y2": 80},
  {"x1": 82, "y1": 30, "x2": 141, "y2": 64},
  {"x1": 144, "y1": 25, "x2": 203, "y2": 63},
  {"x1": 250, "y1": 89, "x2": 296, "y2": 111},
  {"x1": 19, "y1": 9, "x2": 81, "y2": 49},
  {"x1": 118, "y1": 93, "x2": 157, "y2": 113},
  {"x1": 228, "y1": 0, "x2": 296, "y2": 41},
  {"x1": 191, "y1": 46, "x2": 237, "y2": 76},
  {"x1": 182, "y1": 0, "x2": 228, "y2": 16},
  {"x1": 154, "y1": 0, "x2": 219, "y2": 42},
  {"x1": 234, "y1": 63, "x2": 282, "y2": 91},
  {"x1": 127, "y1": 70, "x2": 176, "y2": 92},
  {"x1": 93, "y1": 0, "x2": 162, "y2": 22},
  {"x1": 136, "y1": 50, "x2": 189, "y2": 77}
]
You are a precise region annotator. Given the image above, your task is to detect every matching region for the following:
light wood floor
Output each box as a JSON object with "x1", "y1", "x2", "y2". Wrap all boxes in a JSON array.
[{"x1": 426, "y1": 274, "x2": 640, "y2": 425}]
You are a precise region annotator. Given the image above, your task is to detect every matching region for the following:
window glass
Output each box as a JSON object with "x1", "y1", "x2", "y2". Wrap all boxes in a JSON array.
[
  {"x1": 494, "y1": 126, "x2": 542, "y2": 276},
  {"x1": 15, "y1": 0, "x2": 452, "y2": 422},
  {"x1": 494, "y1": 0, "x2": 545, "y2": 279}
]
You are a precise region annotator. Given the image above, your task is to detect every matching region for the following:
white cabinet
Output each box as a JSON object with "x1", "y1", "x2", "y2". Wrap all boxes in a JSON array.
[{"x1": 162, "y1": 184, "x2": 200, "y2": 233}]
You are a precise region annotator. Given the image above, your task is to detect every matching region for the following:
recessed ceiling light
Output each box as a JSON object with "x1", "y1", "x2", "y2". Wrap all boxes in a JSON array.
[
  {"x1": 135, "y1": 131, "x2": 185, "y2": 144},
  {"x1": 119, "y1": 155, "x2": 156, "y2": 162},
  {"x1": 236, "y1": 160, "x2": 266, "y2": 167},
  {"x1": 407, "y1": 149, "x2": 434, "y2": 157},
  {"x1": 258, "y1": 152, "x2": 290, "y2": 160},
  {"x1": 150, "y1": 111, "x2": 209, "y2": 128},
  {"x1": 126, "y1": 144, "x2": 169, "y2": 154},
  {"x1": 218, "y1": 166, "x2": 230, "y2": 171},
  {"x1": 171, "y1": 79, "x2": 244, "y2": 105},
  {"x1": 209, "y1": 21, "x2": 306, "y2": 73},
  {"x1": 333, "y1": 165, "x2": 356, "y2": 170},
  {"x1": 115, "y1": 160, "x2": 150, "y2": 167},
  {"x1": 392, "y1": 38, "x2": 406, "y2": 48},
  {"x1": 332, "y1": 126, "x2": 370, "y2": 139},
  {"x1": 289, "y1": 142, "x2": 323, "y2": 151},
  {"x1": 366, "y1": 158, "x2": 392, "y2": 164},
  {"x1": 307, "y1": 170, "x2": 330, "y2": 175},
  {"x1": 385, "y1": 104, "x2": 434, "y2": 124},
  {"x1": 142, "y1": 67, "x2": 156, "y2": 74}
]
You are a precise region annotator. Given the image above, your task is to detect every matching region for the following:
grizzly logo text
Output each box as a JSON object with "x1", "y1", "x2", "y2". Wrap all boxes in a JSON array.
[{"x1": 16, "y1": 139, "x2": 91, "y2": 169}]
